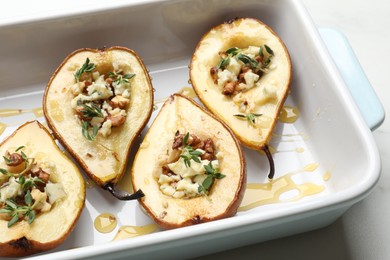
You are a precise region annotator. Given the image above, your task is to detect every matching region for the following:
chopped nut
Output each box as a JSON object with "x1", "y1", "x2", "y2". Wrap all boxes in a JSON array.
[
  {"x1": 107, "y1": 113, "x2": 126, "y2": 127},
  {"x1": 172, "y1": 134, "x2": 184, "y2": 149},
  {"x1": 105, "y1": 77, "x2": 113, "y2": 85},
  {"x1": 210, "y1": 67, "x2": 219, "y2": 84},
  {"x1": 109, "y1": 95, "x2": 130, "y2": 109},
  {"x1": 162, "y1": 165, "x2": 171, "y2": 175},
  {"x1": 222, "y1": 81, "x2": 237, "y2": 96},
  {"x1": 5, "y1": 153, "x2": 24, "y2": 166},
  {"x1": 201, "y1": 138, "x2": 215, "y2": 160}
]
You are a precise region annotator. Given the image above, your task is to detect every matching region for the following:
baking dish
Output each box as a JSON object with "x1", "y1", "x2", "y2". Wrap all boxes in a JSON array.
[{"x1": 0, "y1": 0, "x2": 384, "y2": 259}]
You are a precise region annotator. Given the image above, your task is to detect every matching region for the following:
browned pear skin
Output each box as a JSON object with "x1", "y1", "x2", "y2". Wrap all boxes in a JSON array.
[
  {"x1": 0, "y1": 121, "x2": 85, "y2": 257},
  {"x1": 43, "y1": 46, "x2": 154, "y2": 189},
  {"x1": 131, "y1": 94, "x2": 246, "y2": 229},
  {"x1": 190, "y1": 18, "x2": 292, "y2": 179}
]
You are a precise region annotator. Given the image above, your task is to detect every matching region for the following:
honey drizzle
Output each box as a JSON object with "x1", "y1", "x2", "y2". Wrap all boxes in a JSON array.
[
  {"x1": 178, "y1": 86, "x2": 197, "y2": 98},
  {"x1": 279, "y1": 105, "x2": 299, "y2": 123},
  {"x1": 112, "y1": 224, "x2": 159, "y2": 241},
  {"x1": 0, "y1": 122, "x2": 6, "y2": 136},
  {"x1": 94, "y1": 213, "x2": 117, "y2": 233},
  {"x1": 239, "y1": 163, "x2": 324, "y2": 212},
  {"x1": 115, "y1": 169, "x2": 135, "y2": 195},
  {"x1": 0, "y1": 107, "x2": 44, "y2": 118}
]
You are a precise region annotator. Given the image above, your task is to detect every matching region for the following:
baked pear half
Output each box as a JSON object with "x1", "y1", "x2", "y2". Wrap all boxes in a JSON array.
[
  {"x1": 131, "y1": 94, "x2": 246, "y2": 229},
  {"x1": 43, "y1": 46, "x2": 153, "y2": 199},
  {"x1": 0, "y1": 121, "x2": 85, "y2": 257},
  {"x1": 190, "y1": 18, "x2": 292, "y2": 179}
]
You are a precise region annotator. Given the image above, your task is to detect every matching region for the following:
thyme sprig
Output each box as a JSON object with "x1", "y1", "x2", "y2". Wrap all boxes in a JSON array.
[
  {"x1": 74, "y1": 58, "x2": 96, "y2": 81},
  {"x1": 80, "y1": 102, "x2": 104, "y2": 118},
  {"x1": 198, "y1": 161, "x2": 225, "y2": 193},
  {"x1": 16, "y1": 176, "x2": 45, "y2": 192},
  {"x1": 108, "y1": 71, "x2": 135, "y2": 85},
  {"x1": 234, "y1": 113, "x2": 263, "y2": 126},
  {"x1": 237, "y1": 53, "x2": 259, "y2": 70},
  {"x1": 0, "y1": 190, "x2": 36, "y2": 227},
  {"x1": 180, "y1": 133, "x2": 203, "y2": 167}
]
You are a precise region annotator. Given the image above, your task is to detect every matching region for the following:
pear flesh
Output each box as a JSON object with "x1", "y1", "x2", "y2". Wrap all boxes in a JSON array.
[
  {"x1": 190, "y1": 18, "x2": 292, "y2": 178},
  {"x1": 43, "y1": 47, "x2": 154, "y2": 189},
  {"x1": 131, "y1": 94, "x2": 246, "y2": 229},
  {"x1": 0, "y1": 121, "x2": 85, "y2": 257}
]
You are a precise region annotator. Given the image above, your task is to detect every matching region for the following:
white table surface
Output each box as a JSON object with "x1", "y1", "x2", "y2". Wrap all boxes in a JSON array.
[
  {"x1": 198, "y1": 0, "x2": 390, "y2": 259},
  {"x1": 1, "y1": 1, "x2": 389, "y2": 259}
]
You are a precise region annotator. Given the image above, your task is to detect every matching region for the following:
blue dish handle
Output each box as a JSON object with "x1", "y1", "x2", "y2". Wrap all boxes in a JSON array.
[{"x1": 319, "y1": 27, "x2": 385, "y2": 131}]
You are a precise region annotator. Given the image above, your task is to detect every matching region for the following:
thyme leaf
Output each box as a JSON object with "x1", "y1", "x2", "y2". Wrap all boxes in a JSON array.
[
  {"x1": 182, "y1": 132, "x2": 189, "y2": 147},
  {"x1": 217, "y1": 57, "x2": 230, "y2": 70},
  {"x1": 74, "y1": 58, "x2": 96, "y2": 81},
  {"x1": 15, "y1": 146, "x2": 25, "y2": 152},
  {"x1": 225, "y1": 47, "x2": 241, "y2": 56},
  {"x1": 0, "y1": 168, "x2": 9, "y2": 175},
  {"x1": 264, "y1": 44, "x2": 274, "y2": 56},
  {"x1": 81, "y1": 120, "x2": 99, "y2": 141},
  {"x1": 2, "y1": 156, "x2": 11, "y2": 164}
]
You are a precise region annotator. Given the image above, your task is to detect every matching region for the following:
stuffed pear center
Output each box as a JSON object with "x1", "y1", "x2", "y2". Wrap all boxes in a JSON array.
[
  {"x1": 0, "y1": 146, "x2": 66, "y2": 227},
  {"x1": 209, "y1": 45, "x2": 280, "y2": 129},
  {"x1": 158, "y1": 132, "x2": 225, "y2": 199},
  {"x1": 70, "y1": 58, "x2": 136, "y2": 140}
]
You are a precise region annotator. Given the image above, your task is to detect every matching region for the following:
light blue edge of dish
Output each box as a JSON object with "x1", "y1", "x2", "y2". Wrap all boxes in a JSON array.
[{"x1": 318, "y1": 27, "x2": 385, "y2": 131}]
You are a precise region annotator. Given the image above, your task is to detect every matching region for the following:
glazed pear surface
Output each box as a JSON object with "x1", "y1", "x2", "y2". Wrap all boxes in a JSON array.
[
  {"x1": 131, "y1": 94, "x2": 246, "y2": 229},
  {"x1": 0, "y1": 121, "x2": 85, "y2": 257},
  {"x1": 190, "y1": 18, "x2": 292, "y2": 150},
  {"x1": 43, "y1": 47, "x2": 153, "y2": 187}
]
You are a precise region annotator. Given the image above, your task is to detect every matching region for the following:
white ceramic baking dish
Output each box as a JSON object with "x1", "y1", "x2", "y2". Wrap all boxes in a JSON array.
[{"x1": 0, "y1": 0, "x2": 384, "y2": 259}]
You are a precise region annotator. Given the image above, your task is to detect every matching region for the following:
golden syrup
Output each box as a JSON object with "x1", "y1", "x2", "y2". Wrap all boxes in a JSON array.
[
  {"x1": 238, "y1": 163, "x2": 324, "y2": 212},
  {"x1": 323, "y1": 170, "x2": 332, "y2": 181},
  {"x1": 0, "y1": 122, "x2": 6, "y2": 136},
  {"x1": 140, "y1": 141, "x2": 150, "y2": 149},
  {"x1": 303, "y1": 163, "x2": 319, "y2": 172},
  {"x1": 32, "y1": 107, "x2": 44, "y2": 118},
  {"x1": 272, "y1": 147, "x2": 305, "y2": 154},
  {"x1": 85, "y1": 178, "x2": 96, "y2": 189},
  {"x1": 0, "y1": 107, "x2": 44, "y2": 118},
  {"x1": 112, "y1": 224, "x2": 159, "y2": 241},
  {"x1": 49, "y1": 100, "x2": 64, "y2": 122},
  {"x1": 94, "y1": 213, "x2": 117, "y2": 233},
  {"x1": 257, "y1": 145, "x2": 277, "y2": 155},
  {"x1": 271, "y1": 132, "x2": 309, "y2": 142},
  {"x1": 178, "y1": 86, "x2": 197, "y2": 98},
  {"x1": 115, "y1": 169, "x2": 135, "y2": 195},
  {"x1": 279, "y1": 106, "x2": 299, "y2": 123},
  {"x1": 154, "y1": 97, "x2": 168, "y2": 106},
  {"x1": 0, "y1": 109, "x2": 23, "y2": 117}
]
